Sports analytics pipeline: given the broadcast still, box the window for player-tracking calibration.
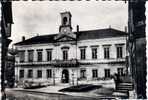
[28,50,34,62]
[80,69,86,79]
[92,48,97,59]
[37,70,42,78]
[104,47,110,59]
[92,69,98,78]
[19,69,24,78]
[47,50,52,61]
[47,69,52,78]
[104,69,110,78]
[19,51,25,62]
[80,48,86,60]
[37,50,42,62]
[63,50,68,60]
[28,69,33,78]
[117,46,123,58]
[117,68,124,76]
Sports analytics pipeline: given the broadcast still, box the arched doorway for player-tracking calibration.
[61,69,69,83]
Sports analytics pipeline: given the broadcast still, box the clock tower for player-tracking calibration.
[59,12,72,34]
[55,11,76,40]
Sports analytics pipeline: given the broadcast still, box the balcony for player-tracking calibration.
[16,58,125,67]
[16,59,79,67]
[16,61,55,66]
[78,58,126,64]
[53,59,78,67]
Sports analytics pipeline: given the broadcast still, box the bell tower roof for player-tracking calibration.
[60,11,72,17]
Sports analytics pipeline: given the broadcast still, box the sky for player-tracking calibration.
[10,1,128,46]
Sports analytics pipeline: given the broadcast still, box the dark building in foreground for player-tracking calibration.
[0,1,13,99]
[128,1,146,98]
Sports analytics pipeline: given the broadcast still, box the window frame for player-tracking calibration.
[92,48,98,59]
[37,50,43,62]
[103,46,110,59]
[46,69,52,78]
[80,48,86,60]
[28,69,33,78]
[116,46,123,59]
[62,50,68,60]
[80,69,86,79]
[46,50,52,61]
[19,51,25,62]
[19,69,24,78]
[104,69,110,78]
[37,70,42,78]
[92,69,98,78]
[28,50,34,62]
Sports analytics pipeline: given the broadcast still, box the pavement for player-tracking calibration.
[6,84,103,98]
[6,84,127,99]
[5,79,134,99]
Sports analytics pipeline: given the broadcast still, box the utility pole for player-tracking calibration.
[53,69,55,85]
[72,70,74,86]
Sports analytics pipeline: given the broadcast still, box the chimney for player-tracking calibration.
[109,25,111,29]
[76,25,79,33]
[125,26,127,33]
[22,36,25,41]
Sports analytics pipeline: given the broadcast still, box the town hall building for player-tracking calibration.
[14,12,127,85]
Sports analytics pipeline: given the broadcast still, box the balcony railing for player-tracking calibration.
[16,61,55,66]
[16,59,79,67]
[16,58,125,66]
[53,59,78,67]
[78,58,126,64]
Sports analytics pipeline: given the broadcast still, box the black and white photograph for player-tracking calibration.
[0,0,146,99]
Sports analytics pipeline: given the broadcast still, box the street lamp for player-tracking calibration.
[72,73,74,86]
[53,69,55,85]
[72,69,74,86]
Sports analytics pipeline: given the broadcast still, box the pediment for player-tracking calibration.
[55,34,76,42]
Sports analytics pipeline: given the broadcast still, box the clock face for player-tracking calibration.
[60,27,71,34]
[64,28,67,32]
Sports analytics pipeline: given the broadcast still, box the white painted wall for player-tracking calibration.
[15,36,127,82]
[15,36,126,63]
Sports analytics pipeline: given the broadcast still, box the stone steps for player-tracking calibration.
[116,82,133,94]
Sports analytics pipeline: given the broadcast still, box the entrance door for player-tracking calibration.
[61,69,69,83]
[117,68,123,76]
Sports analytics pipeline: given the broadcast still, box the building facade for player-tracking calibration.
[14,12,127,85]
